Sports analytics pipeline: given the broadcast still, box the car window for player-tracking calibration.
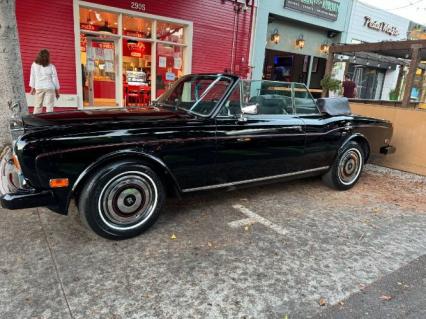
[158,75,233,116]
[293,83,320,115]
[218,84,242,117]
[241,80,294,115]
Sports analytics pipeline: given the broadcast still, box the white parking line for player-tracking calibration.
[232,204,288,236]
[227,217,257,229]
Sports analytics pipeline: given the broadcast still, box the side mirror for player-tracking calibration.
[241,104,258,115]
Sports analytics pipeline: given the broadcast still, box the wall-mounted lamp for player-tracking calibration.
[296,34,305,49]
[320,42,330,54]
[271,29,280,44]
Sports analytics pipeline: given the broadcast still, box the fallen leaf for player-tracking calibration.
[379,295,392,301]
[170,233,177,240]
[244,226,249,231]
[339,301,345,306]
[207,242,212,247]
[319,297,327,306]
[282,315,288,319]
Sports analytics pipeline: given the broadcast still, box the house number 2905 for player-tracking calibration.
[130,1,146,11]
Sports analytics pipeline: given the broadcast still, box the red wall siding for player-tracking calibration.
[16,1,76,94]
[16,0,253,95]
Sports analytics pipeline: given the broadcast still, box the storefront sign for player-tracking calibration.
[284,0,340,21]
[130,1,146,11]
[363,16,400,36]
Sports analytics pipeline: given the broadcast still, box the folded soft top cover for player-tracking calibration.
[316,97,351,116]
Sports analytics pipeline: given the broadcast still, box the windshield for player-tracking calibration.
[157,75,233,116]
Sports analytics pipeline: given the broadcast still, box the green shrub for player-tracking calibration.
[320,75,341,94]
[389,88,400,101]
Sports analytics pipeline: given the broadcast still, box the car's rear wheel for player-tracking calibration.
[322,141,364,190]
[78,161,165,239]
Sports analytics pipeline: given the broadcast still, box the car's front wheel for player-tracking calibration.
[322,141,365,190]
[78,161,165,239]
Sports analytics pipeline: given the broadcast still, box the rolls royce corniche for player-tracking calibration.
[1,74,395,239]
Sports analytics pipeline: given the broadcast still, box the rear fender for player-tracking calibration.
[339,133,371,162]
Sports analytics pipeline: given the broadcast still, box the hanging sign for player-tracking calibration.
[284,0,340,21]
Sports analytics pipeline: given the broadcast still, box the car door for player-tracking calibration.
[213,80,306,184]
[293,83,347,169]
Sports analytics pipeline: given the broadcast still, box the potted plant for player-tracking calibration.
[320,75,341,97]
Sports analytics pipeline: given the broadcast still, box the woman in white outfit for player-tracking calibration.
[29,49,60,114]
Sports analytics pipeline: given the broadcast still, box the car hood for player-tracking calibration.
[21,107,193,131]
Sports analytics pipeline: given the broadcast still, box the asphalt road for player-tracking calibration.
[0,164,425,319]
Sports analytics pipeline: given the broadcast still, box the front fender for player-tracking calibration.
[67,149,181,211]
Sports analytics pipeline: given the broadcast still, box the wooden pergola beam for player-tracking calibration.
[329,40,426,54]
[402,45,423,106]
[322,51,335,97]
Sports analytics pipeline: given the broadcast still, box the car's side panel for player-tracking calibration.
[300,114,393,169]
[24,119,218,214]
[299,115,350,169]
[213,115,306,184]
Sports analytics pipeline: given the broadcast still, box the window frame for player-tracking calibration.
[74,0,193,109]
[292,82,321,116]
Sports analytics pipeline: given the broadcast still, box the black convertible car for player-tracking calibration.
[1,74,395,239]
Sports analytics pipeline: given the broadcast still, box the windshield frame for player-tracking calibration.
[156,74,237,118]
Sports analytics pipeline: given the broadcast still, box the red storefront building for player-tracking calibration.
[16,0,255,111]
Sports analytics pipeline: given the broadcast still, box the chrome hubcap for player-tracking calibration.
[98,172,158,230]
[338,148,363,185]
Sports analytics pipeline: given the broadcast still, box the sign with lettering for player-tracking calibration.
[284,0,340,21]
[363,16,400,37]
[130,1,146,11]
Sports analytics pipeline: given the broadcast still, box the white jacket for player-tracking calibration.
[29,62,60,90]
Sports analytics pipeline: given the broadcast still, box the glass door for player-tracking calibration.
[82,36,119,107]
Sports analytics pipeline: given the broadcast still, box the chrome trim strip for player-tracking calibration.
[182,166,330,193]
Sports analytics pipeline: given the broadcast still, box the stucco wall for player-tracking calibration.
[351,103,426,176]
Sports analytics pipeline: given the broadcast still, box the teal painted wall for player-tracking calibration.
[250,0,354,80]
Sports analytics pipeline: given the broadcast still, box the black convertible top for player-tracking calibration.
[316,97,351,116]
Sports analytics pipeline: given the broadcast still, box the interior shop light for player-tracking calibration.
[95,12,102,21]
[296,34,305,49]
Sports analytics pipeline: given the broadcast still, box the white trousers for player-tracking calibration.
[34,89,55,114]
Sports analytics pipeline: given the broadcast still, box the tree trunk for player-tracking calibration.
[0,0,28,149]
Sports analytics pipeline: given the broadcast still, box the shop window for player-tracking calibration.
[156,44,184,97]
[80,34,117,107]
[79,7,118,34]
[156,21,184,43]
[123,15,152,39]
[78,5,190,108]
[123,39,152,107]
